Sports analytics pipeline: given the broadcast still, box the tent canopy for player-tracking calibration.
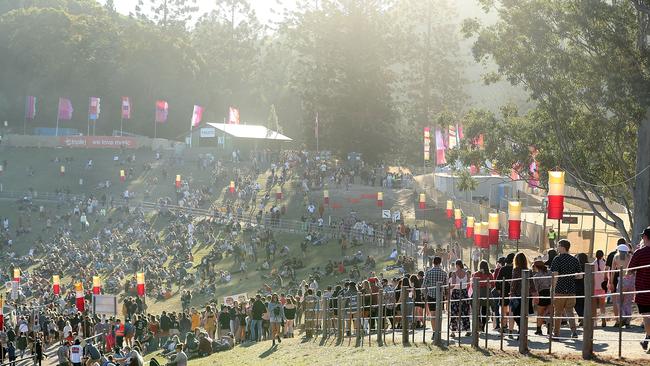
[206,123,292,141]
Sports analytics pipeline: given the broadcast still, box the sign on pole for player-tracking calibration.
[92,295,118,316]
[382,210,391,219]
[392,211,401,222]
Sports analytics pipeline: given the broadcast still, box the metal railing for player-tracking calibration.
[300,262,650,360]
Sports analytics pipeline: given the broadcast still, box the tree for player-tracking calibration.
[134,0,199,30]
[458,0,648,240]
[285,0,399,160]
[192,0,263,121]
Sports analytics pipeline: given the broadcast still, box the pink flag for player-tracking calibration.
[121,97,131,119]
[228,106,240,124]
[88,97,101,120]
[191,105,204,128]
[57,98,73,120]
[435,128,447,165]
[25,96,37,120]
[155,100,168,123]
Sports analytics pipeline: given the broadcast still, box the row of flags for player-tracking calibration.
[23,96,241,127]
[424,124,465,165]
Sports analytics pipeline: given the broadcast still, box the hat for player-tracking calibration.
[641,226,650,238]
[617,244,629,252]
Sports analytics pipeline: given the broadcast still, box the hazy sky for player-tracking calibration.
[98,0,296,24]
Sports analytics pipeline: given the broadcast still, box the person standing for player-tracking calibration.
[251,295,266,342]
[422,256,448,340]
[610,243,633,327]
[629,226,650,352]
[472,260,494,333]
[550,239,582,339]
[449,260,471,337]
[267,294,286,346]
[592,250,608,328]
[547,228,557,249]
[69,339,83,366]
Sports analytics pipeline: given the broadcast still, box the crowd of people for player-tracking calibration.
[2,145,650,366]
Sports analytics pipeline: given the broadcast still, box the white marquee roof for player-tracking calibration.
[206,123,292,141]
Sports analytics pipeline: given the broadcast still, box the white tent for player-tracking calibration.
[206,123,292,141]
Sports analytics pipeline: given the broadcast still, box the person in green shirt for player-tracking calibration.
[547,228,557,248]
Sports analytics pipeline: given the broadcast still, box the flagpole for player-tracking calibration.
[55,114,59,137]
[120,116,124,137]
[154,118,157,139]
[315,112,319,153]
[23,115,26,136]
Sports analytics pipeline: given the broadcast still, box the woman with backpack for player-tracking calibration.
[267,294,286,346]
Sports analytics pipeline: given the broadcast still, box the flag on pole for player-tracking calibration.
[155,100,168,123]
[191,105,204,128]
[435,128,447,165]
[121,97,131,119]
[315,112,319,141]
[58,98,73,120]
[228,106,240,124]
[88,97,101,120]
[25,96,37,120]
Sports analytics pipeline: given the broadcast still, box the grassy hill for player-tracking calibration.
[0,146,454,313]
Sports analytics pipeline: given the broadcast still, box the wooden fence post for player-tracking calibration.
[519,269,529,354]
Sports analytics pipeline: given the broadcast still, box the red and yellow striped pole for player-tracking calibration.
[323,190,329,205]
[446,200,453,219]
[488,213,499,246]
[75,282,85,312]
[466,216,475,239]
[137,272,145,296]
[175,174,182,189]
[508,201,522,240]
[13,268,20,283]
[92,276,101,295]
[419,193,426,209]
[0,296,4,330]
[454,209,462,229]
[52,275,61,295]
[120,169,126,183]
[229,180,235,194]
[377,192,383,207]
[547,171,565,219]
[480,222,490,248]
[473,221,481,247]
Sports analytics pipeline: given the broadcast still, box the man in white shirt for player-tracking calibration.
[69,339,83,366]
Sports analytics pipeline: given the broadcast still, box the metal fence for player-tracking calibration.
[301,262,650,360]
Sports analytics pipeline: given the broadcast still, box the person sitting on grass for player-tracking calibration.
[163,344,186,366]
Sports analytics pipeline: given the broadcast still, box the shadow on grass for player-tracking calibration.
[258,344,278,358]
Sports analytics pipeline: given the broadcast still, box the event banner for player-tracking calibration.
[58,136,138,148]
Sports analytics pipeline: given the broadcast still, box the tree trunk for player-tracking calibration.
[633,113,650,244]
